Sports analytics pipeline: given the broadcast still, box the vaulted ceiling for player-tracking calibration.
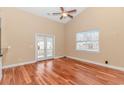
[17,7,86,24]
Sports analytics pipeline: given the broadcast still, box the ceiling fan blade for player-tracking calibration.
[67,9,77,13]
[68,14,73,19]
[60,7,64,12]
[60,16,63,20]
[52,13,61,15]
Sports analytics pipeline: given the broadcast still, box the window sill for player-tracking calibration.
[76,49,100,53]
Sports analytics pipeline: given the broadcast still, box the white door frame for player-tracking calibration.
[35,33,55,61]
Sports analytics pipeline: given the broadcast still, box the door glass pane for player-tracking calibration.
[47,49,53,57]
[37,37,45,59]
[46,37,53,49]
[46,37,53,57]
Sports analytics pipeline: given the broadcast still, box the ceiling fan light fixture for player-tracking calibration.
[48,7,77,20]
[62,12,68,17]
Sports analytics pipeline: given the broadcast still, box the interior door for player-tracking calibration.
[36,34,54,61]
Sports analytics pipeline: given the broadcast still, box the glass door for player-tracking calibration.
[36,34,54,61]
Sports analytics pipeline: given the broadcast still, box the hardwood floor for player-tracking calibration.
[0,57,124,85]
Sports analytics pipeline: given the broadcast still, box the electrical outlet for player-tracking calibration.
[105,60,108,64]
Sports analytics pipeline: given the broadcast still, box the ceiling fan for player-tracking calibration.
[49,7,77,20]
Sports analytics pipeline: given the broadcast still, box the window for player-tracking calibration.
[76,29,99,52]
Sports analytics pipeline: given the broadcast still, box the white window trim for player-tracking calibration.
[76,29,100,53]
[76,48,100,53]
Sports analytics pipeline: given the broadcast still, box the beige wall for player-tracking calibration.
[1,7,124,68]
[0,8,65,66]
[65,8,124,67]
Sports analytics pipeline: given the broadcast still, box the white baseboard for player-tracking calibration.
[67,56,124,71]
[2,56,64,69]
[2,60,36,69]
[3,56,123,72]
[54,56,64,59]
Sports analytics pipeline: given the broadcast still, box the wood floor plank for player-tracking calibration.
[0,57,124,85]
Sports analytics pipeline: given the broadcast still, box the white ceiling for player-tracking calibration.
[17,7,86,24]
